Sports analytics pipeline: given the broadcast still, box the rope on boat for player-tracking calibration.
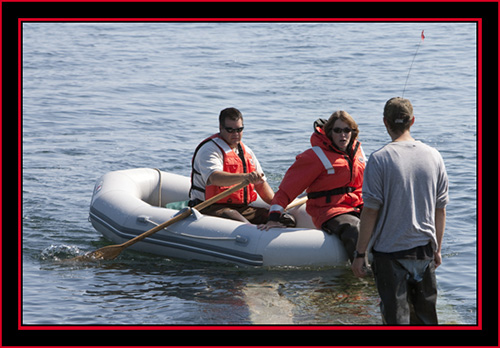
[141,216,247,243]
[153,168,162,207]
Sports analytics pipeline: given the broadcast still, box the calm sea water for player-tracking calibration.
[22,22,477,325]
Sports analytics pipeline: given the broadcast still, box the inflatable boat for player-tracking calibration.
[88,168,348,267]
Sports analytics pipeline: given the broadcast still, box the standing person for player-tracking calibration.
[258,111,366,262]
[189,107,275,224]
[351,97,449,325]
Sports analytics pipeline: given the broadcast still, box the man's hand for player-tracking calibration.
[351,257,367,278]
[434,251,442,268]
[246,171,264,185]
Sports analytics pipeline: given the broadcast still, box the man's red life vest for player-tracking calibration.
[191,134,257,205]
[271,125,365,228]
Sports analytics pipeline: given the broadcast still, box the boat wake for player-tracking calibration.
[40,244,85,261]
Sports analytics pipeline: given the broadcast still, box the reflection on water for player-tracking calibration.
[33,249,380,325]
[243,269,382,325]
[30,246,466,325]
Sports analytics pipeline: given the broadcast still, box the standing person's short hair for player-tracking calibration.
[383,97,414,133]
[219,107,243,126]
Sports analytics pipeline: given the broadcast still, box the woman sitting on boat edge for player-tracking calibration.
[258,111,366,263]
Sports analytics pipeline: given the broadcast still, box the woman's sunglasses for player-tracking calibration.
[332,127,352,134]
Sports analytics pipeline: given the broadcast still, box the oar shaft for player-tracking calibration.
[121,209,193,248]
[193,179,250,211]
[67,178,253,262]
[285,196,308,210]
[121,179,250,249]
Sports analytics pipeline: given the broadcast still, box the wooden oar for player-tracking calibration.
[71,179,250,262]
[284,196,308,211]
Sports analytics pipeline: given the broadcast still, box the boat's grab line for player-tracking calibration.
[88,208,264,266]
[139,215,249,244]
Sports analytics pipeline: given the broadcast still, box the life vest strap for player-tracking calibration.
[191,184,205,194]
[312,146,335,174]
[307,186,356,203]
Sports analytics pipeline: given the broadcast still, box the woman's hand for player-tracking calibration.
[257,221,283,231]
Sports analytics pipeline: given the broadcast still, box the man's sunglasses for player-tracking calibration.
[224,126,244,133]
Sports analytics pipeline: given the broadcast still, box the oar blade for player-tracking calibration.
[68,179,251,263]
[68,244,124,262]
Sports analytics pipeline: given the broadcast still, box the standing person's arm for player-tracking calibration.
[351,207,378,278]
[434,207,446,268]
[434,151,449,269]
[352,150,383,278]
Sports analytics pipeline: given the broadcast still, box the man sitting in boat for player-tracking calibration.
[258,111,365,262]
[189,107,285,225]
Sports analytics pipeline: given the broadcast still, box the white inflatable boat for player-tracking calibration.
[88,168,348,267]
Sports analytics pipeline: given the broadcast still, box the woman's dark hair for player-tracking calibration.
[323,110,360,141]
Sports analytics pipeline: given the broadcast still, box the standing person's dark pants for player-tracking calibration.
[372,246,438,325]
[322,213,360,262]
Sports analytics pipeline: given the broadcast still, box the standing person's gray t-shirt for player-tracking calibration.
[362,140,449,253]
